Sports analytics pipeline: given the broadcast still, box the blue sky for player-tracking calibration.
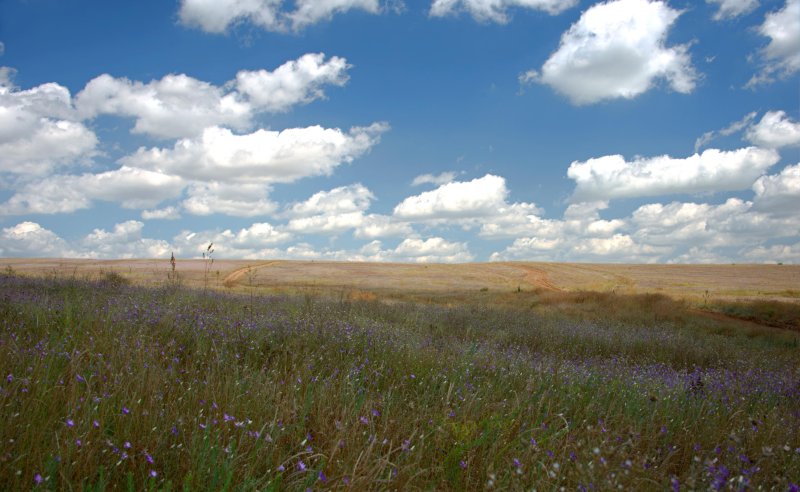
[0,0,798,263]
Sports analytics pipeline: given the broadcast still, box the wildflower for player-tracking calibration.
[123,442,131,449]
[171,426,178,436]
[76,374,85,383]
[75,439,82,447]
[65,419,74,427]
[122,407,130,415]
[318,471,327,483]
[371,408,380,417]
[402,439,411,451]
[670,476,680,492]
[359,415,369,425]
[145,452,154,464]
[149,470,157,478]
[34,473,43,485]
[277,465,285,472]
[343,476,350,485]
[459,460,467,470]
[223,413,234,422]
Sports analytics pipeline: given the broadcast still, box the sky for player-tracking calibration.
[0,0,798,263]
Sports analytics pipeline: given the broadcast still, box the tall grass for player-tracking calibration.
[0,273,798,490]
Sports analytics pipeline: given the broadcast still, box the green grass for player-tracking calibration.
[0,273,798,490]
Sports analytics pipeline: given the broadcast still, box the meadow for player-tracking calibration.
[0,264,799,490]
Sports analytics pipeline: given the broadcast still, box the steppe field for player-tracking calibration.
[1,259,798,490]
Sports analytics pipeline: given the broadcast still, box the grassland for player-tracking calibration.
[0,261,799,490]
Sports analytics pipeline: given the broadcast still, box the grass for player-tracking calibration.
[0,272,798,490]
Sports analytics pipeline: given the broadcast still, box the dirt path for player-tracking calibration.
[222,262,277,288]
[517,265,563,291]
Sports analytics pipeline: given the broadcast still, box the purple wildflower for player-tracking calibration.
[359,415,369,425]
[297,460,306,472]
[277,465,285,472]
[371,408,380,417]
[150,470,157,478]
[459,460,467,470]
[123,441,131,449]
[65,419,74,427]
[93,420,100,428]
[6,374,12,383]
[318,471,327,483]
[145,452,154,464]
[34,473,43,485]
[122,407,130,415]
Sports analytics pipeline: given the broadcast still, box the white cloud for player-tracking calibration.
[75,53,350,139]
[76,73,250,140]
[694,111,757,152]
[281,184,413,238]
[394,174,509,220]
[745,110,800,148]
[182,182,277,217]
[354,214,415,238]
[392,237,474,263]
[752,163,800,215]
[0,79,97,175]
[288,0,383,30]
[284,183,374,217]
[82,221,172,259]
[0,222,73,257]
[141,206,182,220]
[747,0,800,86]
[234,53,350,112]
[178,0,386,33]
[523,0,697,105]
[411,171,458,186]
[742,242,800,263]
[429,0,576,22]
[171,222,291,259]
[706,0,759,20]
[178,0,284,33]
[567,147,780,201]
[1,166,185,215]
[287,211,367,233]
[121,123,387,184]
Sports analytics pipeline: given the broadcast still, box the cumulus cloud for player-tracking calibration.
[281,184,413,238]
[394,174,509,220]
[121,123,387,184]
[284,183,374,217]
[76,53,350,139]
[522,0,697,105]
[567,147,780,201]
[747,0,800,86]
[178,0,385,33]
[1,167,185,215]
[82,221,172,259]
[0,222,73,257]
[0,79,97,175]
[141,207,182,220]
[234,53,350,112]
[745,110,800,148]
[429,0,576,22]
[706,0,759,20]
[742,242,800,263]
[411,171,458,186]
[752,163,800,215]
[182,182,277,217]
